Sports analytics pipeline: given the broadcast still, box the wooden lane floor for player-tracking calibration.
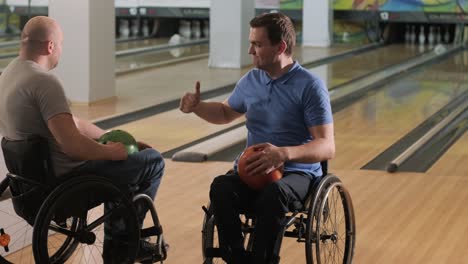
[115,37,170,51]
[116,43,210,73]
[322,44,425,88]
[330,53,468,171]
[428,132,468,177]
[150,160,468,263]
[71,44,359,121]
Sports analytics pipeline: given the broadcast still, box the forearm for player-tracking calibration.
[193,101,237,124]
[282,138,335,164]
[62,133,115,161]
[73,116,105,139]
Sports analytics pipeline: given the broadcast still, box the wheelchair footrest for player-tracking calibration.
[141,226,162,238]
[204,247,224,258]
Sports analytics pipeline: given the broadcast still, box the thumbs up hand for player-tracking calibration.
[180,81,201,113]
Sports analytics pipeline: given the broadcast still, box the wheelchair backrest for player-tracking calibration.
[1,136,56,225]
[1,136,55,190]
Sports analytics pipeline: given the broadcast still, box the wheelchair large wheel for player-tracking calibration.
[201,203,254,264]
[306,175,356,264]
[202,203,224,264]
[0,195,35,263]
[32,176,140,264]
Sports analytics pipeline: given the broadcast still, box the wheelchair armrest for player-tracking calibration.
[7,172,52,192]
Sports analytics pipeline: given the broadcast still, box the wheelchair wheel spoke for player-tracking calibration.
[311,176,355,264]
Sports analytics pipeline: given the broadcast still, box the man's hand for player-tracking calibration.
[180,81,201,113]
[244,143,287,176]
[104,142,128,160]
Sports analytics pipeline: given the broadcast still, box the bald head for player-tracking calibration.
[20,16,63,69]
[21,16,61,44]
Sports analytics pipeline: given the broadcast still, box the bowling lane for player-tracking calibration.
[91,45,367,151]
[103,45,431,158]
[0,37,193,70]
[115,37,170,51]
[292,43,361,63]
[72,44,360,121]
[316,44,425,89]
[331,51,468,170]
[427,131,468,177]
[115,42,210,73]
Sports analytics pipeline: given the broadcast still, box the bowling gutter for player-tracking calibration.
[364,91,468,173]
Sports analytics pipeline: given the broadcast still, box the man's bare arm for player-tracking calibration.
[48,113,127,161]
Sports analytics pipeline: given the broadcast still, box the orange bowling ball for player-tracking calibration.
[238,146,283,190]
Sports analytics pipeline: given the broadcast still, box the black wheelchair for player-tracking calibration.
[201,161,356,264]
[0,136,167,263]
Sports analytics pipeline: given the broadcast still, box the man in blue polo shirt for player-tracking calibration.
[180,13,334,264]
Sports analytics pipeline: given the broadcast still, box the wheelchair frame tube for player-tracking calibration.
[133,193,165,258]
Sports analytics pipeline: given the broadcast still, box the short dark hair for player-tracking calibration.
[249,13,296,56]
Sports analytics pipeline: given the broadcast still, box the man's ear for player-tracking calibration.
[277,40,287,55]
[46,40,54,55]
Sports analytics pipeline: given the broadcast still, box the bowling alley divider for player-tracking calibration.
[386,93,468,173]
[171,44,464,163]
[172,126,247,162]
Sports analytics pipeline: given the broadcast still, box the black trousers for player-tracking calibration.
[210,171,320,264]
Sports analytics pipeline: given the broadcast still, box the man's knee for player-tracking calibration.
[209,175,233,202]
[255,182,288,215]
[147,149,165,173]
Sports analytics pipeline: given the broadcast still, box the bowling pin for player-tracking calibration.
[410,25,416,44]
[404,24,410,43]
[142,19,149,37]
[436,26,442,44]
[418,25,425,45]
[120,19,130,39]
[428,26,435,47]
[444,26,450,43]
[192,20,201,39]
[203,20,210,38]
[152,19,160,36]
[131,19,139,37]
[179,20,191,39]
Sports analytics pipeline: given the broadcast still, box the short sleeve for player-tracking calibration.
[227,75,248,113]
[302,78,333,127]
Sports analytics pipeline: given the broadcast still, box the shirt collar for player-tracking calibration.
[262,61,300,85]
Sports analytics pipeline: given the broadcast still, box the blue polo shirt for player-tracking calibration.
[228,61,333,176]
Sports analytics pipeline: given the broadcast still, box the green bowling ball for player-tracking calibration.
[98,129,139,154]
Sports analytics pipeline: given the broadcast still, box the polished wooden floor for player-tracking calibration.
[155,161,468,264]
[1,44,467,263]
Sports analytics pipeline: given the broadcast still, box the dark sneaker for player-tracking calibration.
[136,239,169,263]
